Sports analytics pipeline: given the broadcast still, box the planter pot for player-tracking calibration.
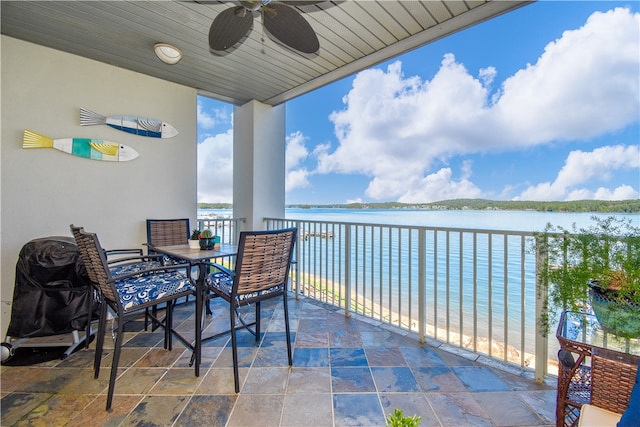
[589,281,640,339]
[188,239,200,249]
[199,237,214,250]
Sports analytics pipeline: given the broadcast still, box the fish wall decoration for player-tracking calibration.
[80,108,178,138]
[23,130,139,162]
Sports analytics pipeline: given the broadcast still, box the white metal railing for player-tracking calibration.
[265,217,553,382]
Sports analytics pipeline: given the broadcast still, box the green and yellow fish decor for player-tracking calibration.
[80,108,178,138]
[22,130,139,162]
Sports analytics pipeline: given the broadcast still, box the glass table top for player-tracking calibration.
[557,311,640,355]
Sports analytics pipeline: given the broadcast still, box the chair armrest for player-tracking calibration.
[104,248,159,264]
[200,261,235,277]
[108,262,194,283]
[105,248,143,257]
[107,254,163,265]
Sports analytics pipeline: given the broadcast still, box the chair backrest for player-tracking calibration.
[233,227,297,296]
[70,225,118,305]
[146,218,190,246]
[590,347,640,414]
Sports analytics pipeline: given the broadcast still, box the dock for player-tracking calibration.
[301,231,334,240]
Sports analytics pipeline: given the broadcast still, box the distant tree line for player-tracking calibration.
[282,199,640,213]
[198,203,233,209]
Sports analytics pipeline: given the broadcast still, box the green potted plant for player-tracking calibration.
[199,229,214,250]
[386,409,421,427]
[536,216,640,338]
[189,229,201,249]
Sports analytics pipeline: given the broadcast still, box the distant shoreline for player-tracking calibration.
[199,198,640,213]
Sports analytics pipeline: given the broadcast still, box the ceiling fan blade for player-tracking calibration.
[209,6,253,51]
[263,3,319,54]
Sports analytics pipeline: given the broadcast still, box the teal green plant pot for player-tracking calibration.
[589,284,640,339]
[199,237,214,250]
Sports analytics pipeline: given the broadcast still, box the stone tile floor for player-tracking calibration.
[1,295,557,426]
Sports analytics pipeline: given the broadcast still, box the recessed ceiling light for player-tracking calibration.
[154,43,182,65]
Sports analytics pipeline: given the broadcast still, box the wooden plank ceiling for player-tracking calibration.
[1,1,531,106]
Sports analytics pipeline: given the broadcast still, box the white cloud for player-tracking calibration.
[285,131,312,191]
[479,66,497,88]
[566,185,639,201]
[197,101,229,130]
[494,7,640,144]
[316,7,639,202]
[286,169,311,192]
[286,131,309,169]
[197,129,315,201]
[518,145,640,200]
[394,167,483,203]
[197,128,233,203]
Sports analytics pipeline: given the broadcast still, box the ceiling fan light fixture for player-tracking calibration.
[154,43,182,64]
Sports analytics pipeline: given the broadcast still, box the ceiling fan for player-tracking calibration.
[208,1,325,55]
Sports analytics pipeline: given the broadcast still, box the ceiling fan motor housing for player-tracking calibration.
[240,1,271,12]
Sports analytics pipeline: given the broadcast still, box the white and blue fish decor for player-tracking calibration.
[23,130,139,162]
[80,108,178,138]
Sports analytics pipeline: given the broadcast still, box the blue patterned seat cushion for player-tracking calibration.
[114,269,193,310]
[207,271,234,295]
[207,271,283,300]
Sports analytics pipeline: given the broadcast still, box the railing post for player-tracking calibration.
[294,220,301,299]
[345,225,352,318]
[234,217,245,243]
[418,229,426,342]
[535,234,549,383]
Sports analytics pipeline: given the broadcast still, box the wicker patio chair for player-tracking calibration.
[81,247,162,347]
[557,349,592,426]
[70,225,196,411]
[145,218,192,326]
[205,227,297,392]
[146,218,191,250]
[590,347,639,414]
[577,347,640,426]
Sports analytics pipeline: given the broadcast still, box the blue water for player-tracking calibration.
[200,207,637,231]
[198,208,640,231]
[199,208,637,355]
[283,208,638,232]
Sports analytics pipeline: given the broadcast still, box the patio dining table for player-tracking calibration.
[146,243,237,376]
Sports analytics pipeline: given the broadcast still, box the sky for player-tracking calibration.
[196,1,640,205]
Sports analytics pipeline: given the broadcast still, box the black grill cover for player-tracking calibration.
[6,236,94,337]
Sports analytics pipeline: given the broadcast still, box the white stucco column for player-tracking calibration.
[233,100,286,231]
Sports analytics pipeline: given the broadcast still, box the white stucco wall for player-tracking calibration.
[0,36,198,336]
